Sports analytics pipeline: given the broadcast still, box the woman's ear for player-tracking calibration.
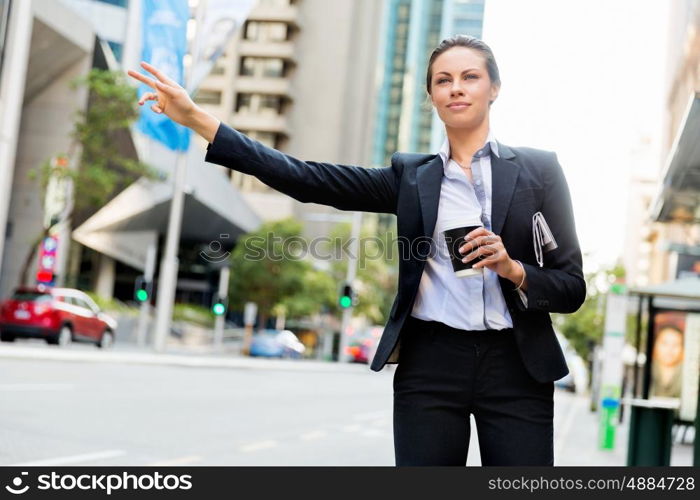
[490,84,500,105]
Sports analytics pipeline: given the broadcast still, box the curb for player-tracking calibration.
[0,344,382,374]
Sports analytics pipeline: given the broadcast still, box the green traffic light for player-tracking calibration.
[136,289,148,302]
[339,296,352,308]
[212,303,226,316]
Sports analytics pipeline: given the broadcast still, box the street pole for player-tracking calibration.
[152,153,186,352]
[151,0,205,352]
[136,241,157,347]
[213,266,230,350]
[337,211,362,363]
[0,0,32,281]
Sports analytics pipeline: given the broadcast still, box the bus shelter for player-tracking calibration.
[626,277,700,465]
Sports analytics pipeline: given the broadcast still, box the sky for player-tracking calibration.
[481,0,672,273]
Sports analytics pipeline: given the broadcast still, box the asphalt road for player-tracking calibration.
[1,340,691,466]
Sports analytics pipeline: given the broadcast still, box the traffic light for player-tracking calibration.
[212,294,228,316]
[339,283,355,309]
[134,276,152,303]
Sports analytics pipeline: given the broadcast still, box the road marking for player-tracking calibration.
[239,440,277,453]
[146,455,203,466]
[10,449,126,466]
[0,383,75,392]
[300,430,327,441]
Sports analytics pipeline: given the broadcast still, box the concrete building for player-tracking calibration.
[648,0,700,283]
[0,0,260,305]
[191,0,385,242]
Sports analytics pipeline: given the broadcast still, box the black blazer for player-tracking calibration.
[205,123,586,383]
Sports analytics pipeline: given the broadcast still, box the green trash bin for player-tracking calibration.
[626,397,680,466]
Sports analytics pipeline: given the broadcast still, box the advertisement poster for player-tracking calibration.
[650,311,699,421]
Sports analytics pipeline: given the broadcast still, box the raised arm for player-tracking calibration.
[128,61,401,214]
[205,121,400,213]
[513,152,586,314]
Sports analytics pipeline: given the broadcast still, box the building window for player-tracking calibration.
[240,57,286,78]
[240,57,256,76]
[194,89,222,105]
[244,21,289,42]
[235,93,253,113]
[259,94,283,114]
[261,58,284,78]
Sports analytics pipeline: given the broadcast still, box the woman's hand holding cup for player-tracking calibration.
[459,227,518,280]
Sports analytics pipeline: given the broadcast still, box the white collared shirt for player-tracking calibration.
[410,130,521,331]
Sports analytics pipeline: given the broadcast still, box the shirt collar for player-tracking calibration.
[438,130,500,168]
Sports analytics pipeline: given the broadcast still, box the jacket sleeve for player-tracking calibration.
[513,152,586,314]
[204,122,401,214]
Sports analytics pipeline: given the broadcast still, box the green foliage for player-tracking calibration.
[553,258,626,361]
[173,303,215,328]
[29,68,159,228]
[227,218,337,323]
[327,219,398,323]
[84,291,137,316]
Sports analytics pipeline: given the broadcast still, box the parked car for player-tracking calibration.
[554,331,589,394]
[249,329,305,359]
[0,285,117,348]
[346,325,383,364]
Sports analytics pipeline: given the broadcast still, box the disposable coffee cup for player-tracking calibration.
[442,220,485,278]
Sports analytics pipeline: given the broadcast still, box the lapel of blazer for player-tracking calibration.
[415,141,520,239]
[415,155,444,239]
[490,142,519,235]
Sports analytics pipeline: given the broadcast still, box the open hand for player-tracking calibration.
[127,61,197,127]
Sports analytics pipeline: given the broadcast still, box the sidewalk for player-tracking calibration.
[0,338,374,374]
[553,389,695,466]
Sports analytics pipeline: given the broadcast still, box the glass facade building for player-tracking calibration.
[372,0,486,166]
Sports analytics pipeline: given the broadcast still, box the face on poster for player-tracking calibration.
[650,311,685,399]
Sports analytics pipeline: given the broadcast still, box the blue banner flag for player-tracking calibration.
[136,0,191,152]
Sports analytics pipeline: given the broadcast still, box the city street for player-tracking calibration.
[4,340,692,467]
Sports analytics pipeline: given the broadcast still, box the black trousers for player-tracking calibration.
[393,316,555,466]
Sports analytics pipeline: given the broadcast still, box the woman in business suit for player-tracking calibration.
[129,35,585,466]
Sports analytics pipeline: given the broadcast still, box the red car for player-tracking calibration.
[0,285,117,348]
[345,326,382,364]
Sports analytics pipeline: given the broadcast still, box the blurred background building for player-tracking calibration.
[644,0,700,285]
[0,0,261,306]
[0,0,493,312]
[5,0,698,324]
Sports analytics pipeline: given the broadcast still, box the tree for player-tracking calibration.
[553,258,626,361]
[227,218,336,328]
[23,68,158,286]
[327,218,399,324]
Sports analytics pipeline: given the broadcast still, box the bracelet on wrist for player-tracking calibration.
[513,259,526,291]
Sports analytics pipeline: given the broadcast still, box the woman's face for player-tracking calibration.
[653,327,684,367]
[428,47,499,130]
